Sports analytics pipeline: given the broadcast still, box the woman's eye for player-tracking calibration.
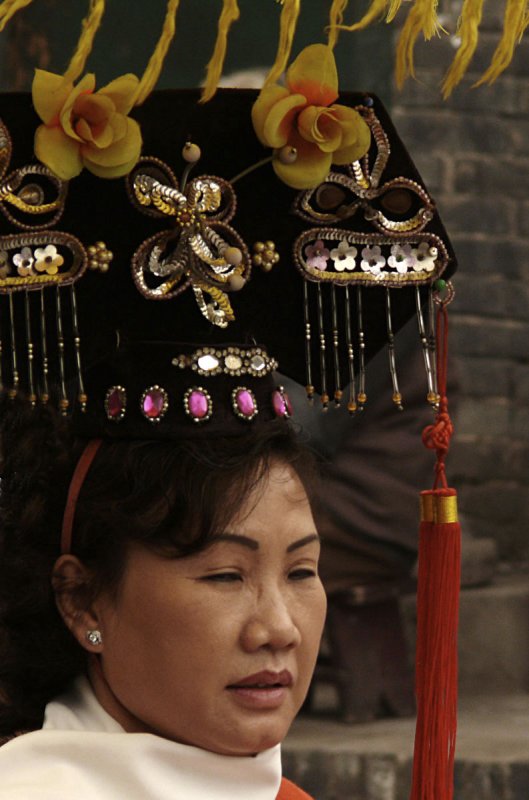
[289,568,317,581]
[201,572,243,583]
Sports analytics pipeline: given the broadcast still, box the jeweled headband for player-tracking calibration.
[59,340,294,555]
[73,341,292,439]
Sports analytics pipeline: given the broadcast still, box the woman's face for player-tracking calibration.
[94,461,326,756]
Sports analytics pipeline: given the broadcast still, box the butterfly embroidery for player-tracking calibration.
[129,157,250,328]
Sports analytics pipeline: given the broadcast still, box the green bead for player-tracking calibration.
[435,279,447,292]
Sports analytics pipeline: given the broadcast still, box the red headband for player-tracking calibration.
[60,439,103,555]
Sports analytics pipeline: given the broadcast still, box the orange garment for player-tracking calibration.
[277,777,314,799]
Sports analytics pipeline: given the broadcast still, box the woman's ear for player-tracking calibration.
[52,555,103,653]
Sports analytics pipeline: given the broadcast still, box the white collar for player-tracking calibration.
[43,675,125,733]
[0,676,282,800]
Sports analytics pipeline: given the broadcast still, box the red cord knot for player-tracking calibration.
[422,409,454,456]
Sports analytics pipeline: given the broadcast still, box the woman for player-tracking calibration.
[0,396,326,799]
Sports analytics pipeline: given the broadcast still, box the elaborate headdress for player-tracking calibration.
[0,3,522,798]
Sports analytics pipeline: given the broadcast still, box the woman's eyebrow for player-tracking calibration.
[211,532,320,552]
[286,533,320,553]
[212,533,259,550]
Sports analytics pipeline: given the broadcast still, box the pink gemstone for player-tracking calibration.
[143,388,166,418]
[272,389,292,418]
[107,387,125,419]
[236,389,256,417]
[189,389,209,419]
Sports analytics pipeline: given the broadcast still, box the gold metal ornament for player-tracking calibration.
[0,118,67,231]
[252,241,280,272]
[87,241,114,273]
[128,149,251,329]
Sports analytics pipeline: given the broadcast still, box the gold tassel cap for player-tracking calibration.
[420,491,459,525]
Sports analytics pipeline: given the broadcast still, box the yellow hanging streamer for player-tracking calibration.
[63,0,106,85]
[134,0,181,106]
[265,0,301,86]
[441,0,484,98]
[327,0,350,49]
[0,0,33,32]
[474,0,528,86]
[327,0,392,34]
[395,0,442,88]
[386,0,403,22]
[200,0,240,103]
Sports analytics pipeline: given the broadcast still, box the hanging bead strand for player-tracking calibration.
[39,288,49,404]
[303,280,314,403]
[7,292,18,398]
[415,285,438,407]
[316,283,328,409]
[428,283,439,402]
[386,288,403,410]
[331,283,342,406]
[0,297,4,393]
[70,284,87,411]
[55,286,69,415]
[24,290,36,407]
[356,286,367,409]
[344,284,357,414]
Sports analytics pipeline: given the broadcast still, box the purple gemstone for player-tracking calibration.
[106,387,126,419]
[272,389,293,418]
[143,388,166,419]
[236,389,256,418]
[189,389,209,419]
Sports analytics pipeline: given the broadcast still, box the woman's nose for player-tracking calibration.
[240,590,302,652]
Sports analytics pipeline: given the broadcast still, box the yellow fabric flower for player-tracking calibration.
[32,70,142,180]
[252,44,371,190]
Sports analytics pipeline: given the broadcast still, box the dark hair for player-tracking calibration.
[0,396,315,736]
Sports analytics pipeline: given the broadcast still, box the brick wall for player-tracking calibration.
[392,1,529,560]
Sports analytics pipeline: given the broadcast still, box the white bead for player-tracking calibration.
[227,273,246,291]
[182,142,201,163]
[278,145,297,164]
[223,246,243,266]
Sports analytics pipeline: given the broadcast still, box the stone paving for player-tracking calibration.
[283,575,529,799]
[284,694,529,799]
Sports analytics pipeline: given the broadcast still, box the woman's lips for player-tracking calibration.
[229,669,293,687]
[226,670,293,709]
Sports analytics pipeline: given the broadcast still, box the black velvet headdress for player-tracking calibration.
[0,87,455,439]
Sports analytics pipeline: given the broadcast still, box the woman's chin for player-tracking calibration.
[199,717,294,758]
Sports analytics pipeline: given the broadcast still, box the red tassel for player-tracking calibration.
[411,490,461,800]
[410,298,461,800]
